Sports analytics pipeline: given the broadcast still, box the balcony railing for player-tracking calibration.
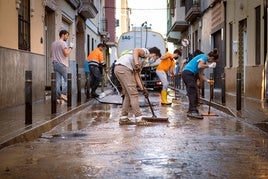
[185,0,201,22]
[78,0,98,19]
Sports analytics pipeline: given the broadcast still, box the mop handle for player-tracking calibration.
[137,73,157,117]
[106,73,120,95]
[208,74,214,114]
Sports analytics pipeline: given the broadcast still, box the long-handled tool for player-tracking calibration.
[106,73,120,95]
[137,73,169,122]
[95,72,123,104]
[172,76,182,104]
[201,74,218,116]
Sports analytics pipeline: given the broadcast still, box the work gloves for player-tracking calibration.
[142,88,149,98]
[134,64,141,72]
[208,62,216,68]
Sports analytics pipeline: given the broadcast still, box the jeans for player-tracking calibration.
[182,70,198,113]
[53,62,67,100]
[175,75,181,89]
[89,65,102,94]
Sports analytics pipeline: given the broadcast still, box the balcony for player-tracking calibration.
[66,0,80,9]
[166,0,189,43]
[78,1,98,19]
[185,0,201,23]
[167,21,189,43]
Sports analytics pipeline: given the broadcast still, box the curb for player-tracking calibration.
[172,87,237,117]
[0,88,115,150]
[199,98,236,117]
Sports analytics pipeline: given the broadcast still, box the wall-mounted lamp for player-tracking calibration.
[30,0,35,17]
[16,0,21,9]
[239,2,244,10]
[30,8,35,17]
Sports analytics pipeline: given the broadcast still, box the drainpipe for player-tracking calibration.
[264,0,268,102]
[264,0,267,63]
[223,0,227,67]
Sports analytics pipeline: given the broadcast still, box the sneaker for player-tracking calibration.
[135,116,152,126]
[187,111,204,119]
[61,94,68,102]
[119,116,135,125]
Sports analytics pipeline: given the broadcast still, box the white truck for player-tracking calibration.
[117,30,166,58]
[116,30,166,90]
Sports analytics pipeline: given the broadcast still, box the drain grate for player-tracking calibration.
[52,132,88,139]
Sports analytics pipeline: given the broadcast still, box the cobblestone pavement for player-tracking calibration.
[0,92,268,178]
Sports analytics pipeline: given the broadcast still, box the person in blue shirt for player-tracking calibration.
[182,48,219,119]
[179,49,204,105]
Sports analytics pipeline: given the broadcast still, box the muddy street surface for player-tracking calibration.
[1,92,268,178]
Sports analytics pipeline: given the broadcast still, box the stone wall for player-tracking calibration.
[0,47,45,109]
[0,47,80,110]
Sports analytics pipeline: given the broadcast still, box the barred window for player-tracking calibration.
[255,6,261,65]
[229,22,233,67]
[18,0,30,51]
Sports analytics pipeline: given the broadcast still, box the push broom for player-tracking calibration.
[137,73,169,122]
[201,74,218,116]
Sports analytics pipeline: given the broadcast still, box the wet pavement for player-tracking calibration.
[0,91,268,178]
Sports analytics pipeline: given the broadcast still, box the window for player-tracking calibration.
[181,0,185,7]
[255,6,261,65]
[229,23,233,67]
[18,0,30,51]
[194,30,198,51]
[91,38,94,51]
[87,35,90,56]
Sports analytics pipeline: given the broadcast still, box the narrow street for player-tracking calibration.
[0,91,268,178]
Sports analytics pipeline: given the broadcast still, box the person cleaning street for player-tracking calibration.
[87,43,106,98]
[156,49,182,105]
[179,49,204,106]
[182,48,219,119]
[114,47,161,125]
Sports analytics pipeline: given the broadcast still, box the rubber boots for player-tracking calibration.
[161,90,171,105]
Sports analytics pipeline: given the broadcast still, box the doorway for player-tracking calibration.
[212,30,224,88]
[44,7,55,88]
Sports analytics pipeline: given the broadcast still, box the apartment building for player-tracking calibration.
[0,0,109,110]
[167,0,268,100]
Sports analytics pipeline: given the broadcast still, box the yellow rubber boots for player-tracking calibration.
[161,90,171,105]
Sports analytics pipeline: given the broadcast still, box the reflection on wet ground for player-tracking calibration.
[0,94,268,178]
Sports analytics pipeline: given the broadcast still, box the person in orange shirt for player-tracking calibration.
[156,49,181,105]
[87,43,106,98]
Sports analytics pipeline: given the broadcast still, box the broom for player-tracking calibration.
[201,74,218,116]
[137,73,169,122]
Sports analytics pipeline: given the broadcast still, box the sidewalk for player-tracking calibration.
[0,87,113,149]
[170,85,268,133]
[198,89,268,133]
